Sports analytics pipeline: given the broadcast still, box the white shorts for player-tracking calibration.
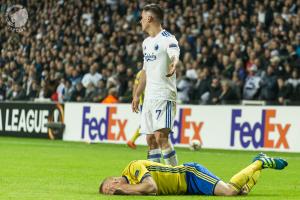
[140,99,176,134]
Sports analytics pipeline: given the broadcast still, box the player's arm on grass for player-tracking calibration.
[114,176,157,195]
[132,69,146,113]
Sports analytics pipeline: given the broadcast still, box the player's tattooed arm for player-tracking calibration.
[166,56,179,77]
[132,69,146,113]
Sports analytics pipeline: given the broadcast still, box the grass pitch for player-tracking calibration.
[0,137,300,200]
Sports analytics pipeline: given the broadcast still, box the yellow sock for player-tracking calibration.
[243,170,261,194]
[130,128,141,143]
[229,161,262,192]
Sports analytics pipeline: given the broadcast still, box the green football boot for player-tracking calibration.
[253,153,288,170]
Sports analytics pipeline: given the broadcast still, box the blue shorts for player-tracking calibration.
[184,162,220,195]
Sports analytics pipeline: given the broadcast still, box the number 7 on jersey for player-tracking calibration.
[155,109,162,120]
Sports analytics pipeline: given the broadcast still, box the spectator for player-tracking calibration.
[260,65,278,103]
[0,78,6,101]
[219,80,240,104]
[208,77,222,105]
[286,69,300,90]
[69,69,82,87]
[38,80,47,99]
[277,77,292,105]
[177,71,193,104]
[102,87,118,104]
[27,80,40,100]
[243,64,261,100]
[231,72,243,99]
[287,69,300,102]
[233,59,246,82]
[24,69,36,97]
[115,64,128,97]
[119,80,134,103]
[191,67,211,104]
[56,77,66,103]
[7,82,26,101]
[222,55,234,79]
[71,82,85,102]
[63,79,74,102]
[92,79,108,102]
[84,82,96,102]
[81,63,103,88]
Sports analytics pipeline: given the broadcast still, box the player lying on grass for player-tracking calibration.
[99,153,287,196]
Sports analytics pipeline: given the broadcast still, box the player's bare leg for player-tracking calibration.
[146,134,161,163]
[155,128,178,166]
[214,181,238,196]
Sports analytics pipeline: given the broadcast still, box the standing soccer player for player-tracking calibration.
[132,4,180,166]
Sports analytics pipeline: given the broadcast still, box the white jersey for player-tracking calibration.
[142,29,180,101]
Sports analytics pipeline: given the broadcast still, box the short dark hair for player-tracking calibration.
[142,4,164,23]
[99,177,111,194]
[99,179,106,194]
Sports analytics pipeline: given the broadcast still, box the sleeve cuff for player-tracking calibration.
[122,175,129,184]
[139,172,151,183]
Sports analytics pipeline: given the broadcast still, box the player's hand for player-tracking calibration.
[107,186,117,195]
[131,96,140,113]
[166,58,179,77]
[107,181,122,195]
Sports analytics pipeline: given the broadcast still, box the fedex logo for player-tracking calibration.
[170,108,204,145]
[230,109,290,149]
[81,106,127,141]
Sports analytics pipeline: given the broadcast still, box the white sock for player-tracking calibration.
[162,147,178,166]
[147,149,161,163]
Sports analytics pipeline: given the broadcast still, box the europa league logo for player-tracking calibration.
[5,4,28,32]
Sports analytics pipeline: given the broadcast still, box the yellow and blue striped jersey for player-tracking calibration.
[134,71,144,105]
[121,160,220,195]
[121,160,187,195]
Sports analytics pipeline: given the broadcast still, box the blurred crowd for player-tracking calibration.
[0,0,300,105]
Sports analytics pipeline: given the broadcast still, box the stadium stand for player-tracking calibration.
[0,0,299,105]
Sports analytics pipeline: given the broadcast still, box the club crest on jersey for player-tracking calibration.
[144,53,156,61]
[154,44,159,51]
